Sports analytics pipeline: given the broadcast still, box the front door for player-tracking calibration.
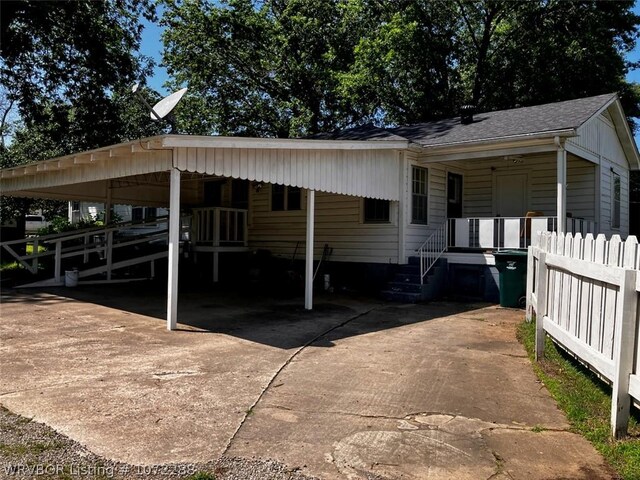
[495,173,527,217]
[447,173,463,218]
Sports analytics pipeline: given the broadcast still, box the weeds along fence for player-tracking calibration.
[526,232,640,438]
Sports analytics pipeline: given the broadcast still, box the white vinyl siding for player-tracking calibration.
[249,188,399,264]
[448,154,596,220]
[567,112,632,236]
[600,160,629,236]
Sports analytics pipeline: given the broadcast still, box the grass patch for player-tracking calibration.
[188,473,216,480]
[0,243,47,271]
[517,320,640,479]
[0,440,65,456]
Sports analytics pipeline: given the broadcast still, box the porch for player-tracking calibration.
[447,215,597,250]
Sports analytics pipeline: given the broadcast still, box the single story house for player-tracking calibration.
[1,93,638,328]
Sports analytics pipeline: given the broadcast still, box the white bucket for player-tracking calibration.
[64,270,79,287]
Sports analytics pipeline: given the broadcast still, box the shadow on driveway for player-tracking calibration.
[4,283,487,349]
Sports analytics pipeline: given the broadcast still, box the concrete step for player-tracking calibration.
[380,290,423,303]
[381,258,448,303]
[387,282,425,294]
[397,264,421,274]
[391,273,422,284]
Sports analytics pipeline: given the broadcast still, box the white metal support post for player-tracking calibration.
[167,167,181,330]
[555,137,567,234]
[213,208,221,283]
[305,189,315,310]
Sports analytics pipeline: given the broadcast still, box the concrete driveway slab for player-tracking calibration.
[0,286,614,479]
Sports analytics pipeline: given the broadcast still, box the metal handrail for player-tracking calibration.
[415,221,448,284]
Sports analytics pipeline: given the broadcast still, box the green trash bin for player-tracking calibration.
[494,250,528,308]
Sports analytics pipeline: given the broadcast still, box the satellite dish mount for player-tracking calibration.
[132,83,188,134]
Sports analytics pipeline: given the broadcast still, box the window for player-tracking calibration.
[132,207,144,222]
[612,172,621,229]
[71,201,80,211]
[364,199,390,223]
[412,166,429,224]
[271,185,302,211]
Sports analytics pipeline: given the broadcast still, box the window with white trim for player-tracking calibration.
[271,185,301,211]
[411,166,429,224]
[612,171,621,229]
[363,198,390,223]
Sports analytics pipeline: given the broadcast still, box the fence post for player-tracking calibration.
[611,268,639,438]
[535,251,548,360]
[106,231,113,281]
[83,234,89,263]
[32,239,39,272]
[526,246,535,322]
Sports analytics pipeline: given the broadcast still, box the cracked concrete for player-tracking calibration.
[0,286,614,479]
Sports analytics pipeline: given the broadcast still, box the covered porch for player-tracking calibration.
[431,146,600,251]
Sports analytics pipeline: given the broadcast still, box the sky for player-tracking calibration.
[140,8,169,96]
[139,2,640,142]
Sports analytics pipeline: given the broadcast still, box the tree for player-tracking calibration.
[1,0,156,145]
[334,1,462,125]
[162,0,367,137]
[0,0,164,224]
[161,0,640,134]
[454,0,640,120]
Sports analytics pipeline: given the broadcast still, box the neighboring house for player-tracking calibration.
[68,202,168,224]
[1,93,638,321]
[24,213,49,234]
[68,201,169,236]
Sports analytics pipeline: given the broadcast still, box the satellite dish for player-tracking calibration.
[131,83,188,132]
[149,87,188,120]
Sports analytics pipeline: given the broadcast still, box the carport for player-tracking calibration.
[0,134,407,330]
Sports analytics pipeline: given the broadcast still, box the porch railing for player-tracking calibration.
[448,216,596,250]
[416,221,447,284]
[192,207,248,246]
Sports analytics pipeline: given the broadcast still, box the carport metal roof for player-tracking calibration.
[0,134,410,331]
[0,134,409,203]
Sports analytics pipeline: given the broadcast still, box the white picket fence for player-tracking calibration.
[526,232,640,438]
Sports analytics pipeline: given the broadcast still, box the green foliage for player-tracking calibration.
[518,320,640,480]
[162,0,364,137]
[35,215,108,235]
[187,473,216,480]
[161,0,640,134]
[0,0,165,223]
[95,210,124,226]
[455,1,640,121]
[1,0,155,139]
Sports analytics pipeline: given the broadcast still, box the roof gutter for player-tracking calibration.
[419,128,577,153]
[161,134,411,151]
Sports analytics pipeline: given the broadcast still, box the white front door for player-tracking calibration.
[495,173,528,217]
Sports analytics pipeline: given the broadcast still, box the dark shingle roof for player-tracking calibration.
[308,123,408,142]
[310,93,617,147]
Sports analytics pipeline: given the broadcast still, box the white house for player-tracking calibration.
[68,201,167,225]
[1,93,638,327]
